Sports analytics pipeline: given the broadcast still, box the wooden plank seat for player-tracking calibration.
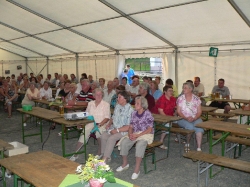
[213,133,250,158]
[143,141,163,174]
[183,151,250,187]
[201,116,224,121]
[213,133,250,146]
[156,125,195,157]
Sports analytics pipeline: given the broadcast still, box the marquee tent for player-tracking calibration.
[0,0,250,99]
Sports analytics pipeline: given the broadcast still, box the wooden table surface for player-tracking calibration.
[0,150,79,187]
[0,139,13,151]
[17,107,62,121]
[213,98,249,103]
[34,99,86,111]
[152,114,182,123]
[231,108,250,116]
[196,121,250,137]
[201,106,217,112]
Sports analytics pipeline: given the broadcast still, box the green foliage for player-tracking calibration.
[125,58,150,71]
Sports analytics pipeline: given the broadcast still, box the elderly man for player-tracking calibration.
[209,78,231,113]
[113,77,119,89]
[128,76,140,99]
[16,76,23,86]
[193,77,205,97]
[103,80,116,104]
[70,79,95,106]
[131,82,155,112]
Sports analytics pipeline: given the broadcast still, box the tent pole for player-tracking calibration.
[174,48,178,89]
[214,57,217,86]
[46,57,49,76]
[76,53,79,80]
[25,57,28,74]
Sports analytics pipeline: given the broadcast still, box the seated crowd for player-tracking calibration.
[0,67,235,179]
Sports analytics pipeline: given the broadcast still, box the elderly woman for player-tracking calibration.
[21,82,40,126]
[91,81,99,91]
[110,85,125,108]
[19,76,29,91]
[6,80,19,118]
[100,91,134,162]
[70,88,110,161]
[177,82,203,152]
[116,96,154,180]
[155,85,176,149]
[39,81,52,100]
[149,80,162,102]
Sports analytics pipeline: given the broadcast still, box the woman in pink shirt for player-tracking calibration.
[177,82,203,152]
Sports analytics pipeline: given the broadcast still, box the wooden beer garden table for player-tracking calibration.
[0,150,78,187]
[0,150,139,187]
[152,114,182,158]
[213,98,249,109]
[17,107,92,159]
[231,108,250,124]
[0,140,14,187]
[201,106,217,121]
[34,99,87,111]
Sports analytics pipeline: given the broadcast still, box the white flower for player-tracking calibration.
[76,165,83,173]
[98,178,107,183]
[103,165,110,171]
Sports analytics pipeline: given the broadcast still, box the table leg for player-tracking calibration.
[39,119,43,143]
[1,166,6,187]
[22,113,25,144]
[13,174,18,187]
[61,124,66,157]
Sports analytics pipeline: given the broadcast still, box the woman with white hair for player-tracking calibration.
[177,82,203,152]
[116,96,154,180]
[70,88,110,161]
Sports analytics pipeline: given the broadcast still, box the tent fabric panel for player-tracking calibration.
[132,0,250,46]
[37,30,109,53]
[234,0,250,21]
[13,0,120,27]
[105,0,194,14]
[216,51,250,100]
[0,1,60,35]
[0,42,39,57]
[0,25,26,40]
[11,37,69,56]
[78,59,97,80]
[27,60,47,77]
[96,57,116,81]
[178,53,215,96]
[74,17,168,50]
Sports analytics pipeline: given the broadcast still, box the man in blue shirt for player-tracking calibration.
[126,64,135,85]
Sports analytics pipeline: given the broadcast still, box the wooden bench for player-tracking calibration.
[156,125,195,157]
[213,133,250,158]
[183,151,250,187]
[144,141,163,173]
[201,116,224,121]
[207,112,235,118]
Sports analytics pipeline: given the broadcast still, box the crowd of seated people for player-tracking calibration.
[3,69,238,179]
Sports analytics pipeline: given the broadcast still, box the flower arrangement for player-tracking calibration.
[76,154,115,185]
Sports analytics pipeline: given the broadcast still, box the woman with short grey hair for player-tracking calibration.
[116,96,154,180]
[177,81,203,152]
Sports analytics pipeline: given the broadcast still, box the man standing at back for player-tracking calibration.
[193,77,205,97]
[126,64,135,85]
[209,78,231,113]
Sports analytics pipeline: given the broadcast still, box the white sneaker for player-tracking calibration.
[23,123,27,127]
[69,155,78,162]
[197,148,202,151]
[96,154,103,159]
[116,164,129,172]
[131,171,140,180]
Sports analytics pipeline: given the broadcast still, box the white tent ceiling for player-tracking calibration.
[0,0,250,58]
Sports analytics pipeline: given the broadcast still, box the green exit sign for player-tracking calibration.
[209,47,218,57]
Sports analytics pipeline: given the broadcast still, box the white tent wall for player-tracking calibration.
[0,60,26,77]
[177,50,250,100]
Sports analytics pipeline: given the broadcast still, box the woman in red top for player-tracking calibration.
[155,85,176,149]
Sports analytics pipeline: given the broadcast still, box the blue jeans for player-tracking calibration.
[178,118,204,133]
